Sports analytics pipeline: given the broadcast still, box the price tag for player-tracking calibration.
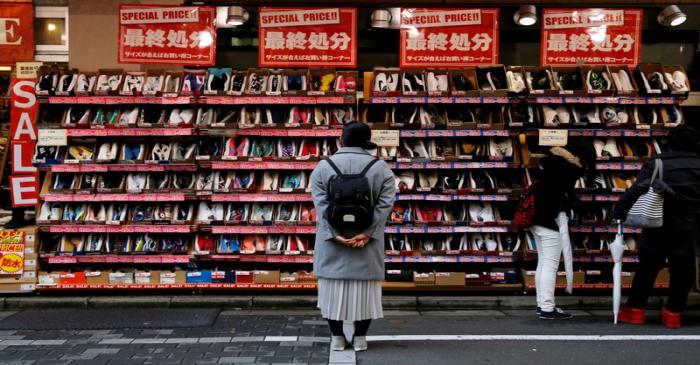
[538,129,568,147]
[371,130,400,147]
[38,129,67,146]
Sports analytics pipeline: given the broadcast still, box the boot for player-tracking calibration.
[661,307,681,329]
[618,306,646,325]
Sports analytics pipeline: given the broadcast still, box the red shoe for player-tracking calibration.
[661,307,681,329]
[618,306,646,325]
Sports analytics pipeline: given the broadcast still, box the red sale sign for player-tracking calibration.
[0,1,34,64]
[9,78,38,208]
[118,5,216,65]
[259,7,357,67]
[400,8,499,67]
[541,8,642,66]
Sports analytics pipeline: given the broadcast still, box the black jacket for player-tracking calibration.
[532,155,585,230]
[613,152,700,256]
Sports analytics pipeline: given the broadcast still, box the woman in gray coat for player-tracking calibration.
[311,122,396,352]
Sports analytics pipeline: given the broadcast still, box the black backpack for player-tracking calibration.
[325,157,379,233]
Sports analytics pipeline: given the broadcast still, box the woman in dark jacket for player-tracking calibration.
[614,125,700,328]
[530,146,589,319]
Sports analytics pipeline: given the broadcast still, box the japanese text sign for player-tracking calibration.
[118,5,216,66]
[541,8,642,66]
[0,1,34,64]
[0,230,25,275]
[259,7,357,67]
[400,8,499,67]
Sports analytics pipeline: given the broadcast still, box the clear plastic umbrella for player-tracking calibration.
[609,220,625,324]
[556,213,574,294]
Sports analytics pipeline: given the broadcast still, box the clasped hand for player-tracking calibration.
[334,234,370,248]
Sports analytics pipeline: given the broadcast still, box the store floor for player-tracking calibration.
[0,309,698,364]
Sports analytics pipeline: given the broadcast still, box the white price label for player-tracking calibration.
[38,129,67,146]
[538,129,568,147]
[371,130,400,147]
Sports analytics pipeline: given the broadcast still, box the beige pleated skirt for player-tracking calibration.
[317,278,384,321]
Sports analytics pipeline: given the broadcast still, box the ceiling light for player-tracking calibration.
[514,5,537,26]
[371,9,392,29]
[47,23,56,31]
[658,5,686,27]
[226,6,249,26]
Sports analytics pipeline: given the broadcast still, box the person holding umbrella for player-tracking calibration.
[613,125,700,328]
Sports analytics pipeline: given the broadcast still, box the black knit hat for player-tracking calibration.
[342,122,377,150]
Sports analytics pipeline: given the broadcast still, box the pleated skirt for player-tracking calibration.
[317,278,384,321]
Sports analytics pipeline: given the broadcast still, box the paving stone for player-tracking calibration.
[99,338,133,344]
[5,297,88,309]
[230,336,265,342]
[165,338,199,344]
[0,361,36,365]
[141,329,174,335]
[88,297,169,309]
[132,338,167,344]
[84,348,121,354]
[199,337,232,343]
[171,296,252,309]
[30,340,66,345]
[217,357,256,364]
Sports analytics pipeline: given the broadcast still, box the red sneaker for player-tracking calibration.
[661,307,681,329]
[618,306,646,325]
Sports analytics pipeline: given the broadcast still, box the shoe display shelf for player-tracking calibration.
[33,64,689,293]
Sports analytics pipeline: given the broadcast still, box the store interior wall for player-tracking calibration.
[68,0,184,71]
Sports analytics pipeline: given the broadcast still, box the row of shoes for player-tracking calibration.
[198,106,354,128]
[639,70,690,93]
[591,138,657,160]
[386,233,521,252]
[391,138,515,161]
[195,234,313,254]
[389,202,507,224]
[525,67,689,94]
[37,70,356,95]
[221,138,339,160]
[395,170,521,192]
[542,105,683,127]
[364,104,533,128]
[38,201,317,225]
[574,172,639,191]
[373,68,525,95]
[524,231,637,252]
[568,205,613,224]
[38,202,196,224]
[45,234,190,253]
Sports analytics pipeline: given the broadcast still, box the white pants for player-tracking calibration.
[531,212,571,312]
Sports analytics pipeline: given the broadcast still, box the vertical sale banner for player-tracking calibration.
[258,7,357,67]
[541,8,642,66]
[118,5,217,65]
[400,8,499,67]
[9,77,39,208]
[0,1,34,64]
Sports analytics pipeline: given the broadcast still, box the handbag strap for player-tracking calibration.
[650,158,663,185]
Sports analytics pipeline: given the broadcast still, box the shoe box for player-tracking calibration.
[109,270,134,284]
[655,268,670,286]
[435,272,466,286]
[235,270,254,284]
[280,272,298,283]
[186,270,212,283]
[160,270,186,285]
[0,227,39,292]
[414,272,436,286]
[253,270,280,284]
[522,270,585,287]
[134,270,160,284]
[211,270,236,283]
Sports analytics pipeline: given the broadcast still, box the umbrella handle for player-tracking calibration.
[614,219,623,236]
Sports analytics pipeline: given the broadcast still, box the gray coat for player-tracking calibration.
[311,147,396,281]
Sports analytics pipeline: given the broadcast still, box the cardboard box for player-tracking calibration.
[211,270,236,283]
[235,271,254,284]
[38,271,63,286]
[296,271,316,283]
[0,283,35,292]
[160,271,186,285]
[109,271,134,284]
[414,272,436,286]
[186,271,212,283]
[435,272,465,286]
[253,270,280,284]
[622,271,635,286]
[134,270,160,284]
[655,268,670,285]
[280,272,298,283]
[0,271,37,284]
[59,272,87,285]
[86,271,109,284]
[556,271,586,285]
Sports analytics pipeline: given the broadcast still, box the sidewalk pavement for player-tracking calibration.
[0,309,699,364]
[2,292,699,310]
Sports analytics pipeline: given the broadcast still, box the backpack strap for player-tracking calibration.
[324,158,344,177]
[359,159,380,177]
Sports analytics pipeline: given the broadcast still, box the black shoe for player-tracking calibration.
[539,308,573,320]
[536,307,541,316]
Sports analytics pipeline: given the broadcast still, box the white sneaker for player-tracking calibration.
[353,336,368,352]
[331,335,347,351]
